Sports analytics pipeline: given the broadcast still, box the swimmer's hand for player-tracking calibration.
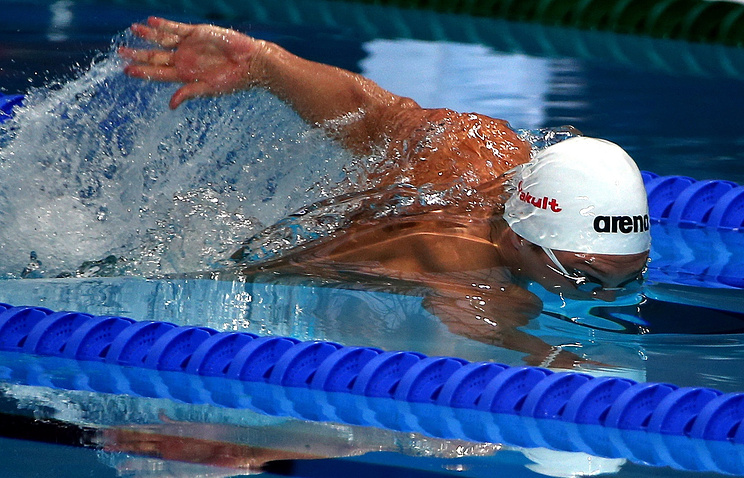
[120,17,266,109]
[119,17,434,156]
[423,284,590,368]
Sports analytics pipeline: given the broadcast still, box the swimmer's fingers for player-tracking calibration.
[147,16,197,37]
[118,47,174,66]
[123,64,181,83]
[134,17,198,49]
[170,82,220,109]
[130,21,182,49]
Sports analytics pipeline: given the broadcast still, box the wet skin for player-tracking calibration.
[122,17,649,368]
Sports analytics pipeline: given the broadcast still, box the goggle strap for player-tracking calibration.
[541,246,572,277]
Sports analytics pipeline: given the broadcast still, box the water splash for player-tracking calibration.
[0,30,518,280]
[516,125,582,154]
[0,33,358,278]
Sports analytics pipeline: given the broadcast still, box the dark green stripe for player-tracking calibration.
[326,0,744,46]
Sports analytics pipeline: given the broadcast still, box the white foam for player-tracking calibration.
[0,37,356,277]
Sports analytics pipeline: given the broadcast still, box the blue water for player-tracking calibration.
[1,0,744,477]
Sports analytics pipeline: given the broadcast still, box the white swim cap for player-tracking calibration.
[503,136,650,255]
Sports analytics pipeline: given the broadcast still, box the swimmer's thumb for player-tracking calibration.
[170,82,214,109]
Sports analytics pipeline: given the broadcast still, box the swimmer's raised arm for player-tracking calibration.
[120,17,419,154]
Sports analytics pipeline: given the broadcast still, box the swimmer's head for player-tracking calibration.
[504,136,650,256]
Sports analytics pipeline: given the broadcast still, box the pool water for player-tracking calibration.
[1,0,744,477]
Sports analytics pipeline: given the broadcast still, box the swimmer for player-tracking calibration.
[121,17,650,367]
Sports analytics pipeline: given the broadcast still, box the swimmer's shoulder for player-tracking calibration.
[381,107,531,181]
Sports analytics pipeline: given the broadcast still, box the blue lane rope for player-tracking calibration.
[643,171,744,230]
[1,301,743,449]
[2,350,743,475]
[2,93,744,472]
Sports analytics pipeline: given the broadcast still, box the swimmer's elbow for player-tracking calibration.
[342,94,421,154]
[512,287,544,320]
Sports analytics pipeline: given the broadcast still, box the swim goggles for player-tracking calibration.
[542,246,645,293]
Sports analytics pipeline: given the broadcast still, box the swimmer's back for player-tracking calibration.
[233,109,530,272]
